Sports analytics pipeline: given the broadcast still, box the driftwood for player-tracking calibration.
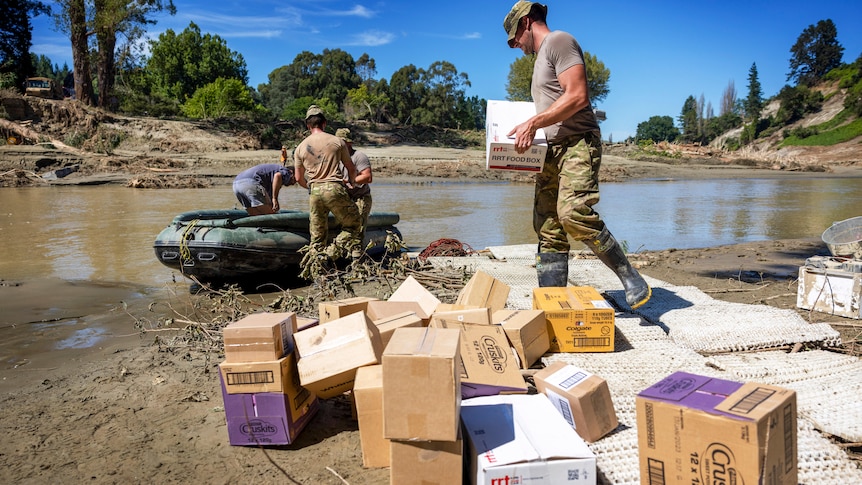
[0,118,84,155]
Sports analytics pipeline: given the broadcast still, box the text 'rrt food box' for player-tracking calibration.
[485,100,547,172]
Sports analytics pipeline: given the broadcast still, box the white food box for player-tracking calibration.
[485,100,547,172]
[797,256,862,319]
[461,393,596,484]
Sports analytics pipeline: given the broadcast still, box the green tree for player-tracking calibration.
[636,115,678,142]
[413,61,471,128]
[583,51,610,105]
[147,22,248,103]
[53,0,174,107]
[506,55,534,101]
[703,111,743,143]
[678,95,699,142]
[355,52,376,84]
[788,19,844,86]
[744,62,763,121]
[258,49,361,117]
[181,77,261,119]
[282,96,339,123]
[345,83,389,122]
[774,84,824,124]
[93,0,175,109]
[504,51,610,106]
[388,64,425,124]
[0,0,50,90]
[843,53,862,116]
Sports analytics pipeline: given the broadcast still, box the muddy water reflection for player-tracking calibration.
[1,177,860,288]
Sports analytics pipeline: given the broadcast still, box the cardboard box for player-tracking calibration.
[533,362,618,443]
[295,316,319,331]
[388,275,441,320]
[431,319,528,398]
[636,371,797,485]
[455,270,511,314]
[429,307,491,327]
[218,355,295,395]
[461,394,596,484]
[366,300,429,325]
[382,327,461,441]
[219,353,318,446]
[390,438,463,485]
[796,256,862,319]
[318,296,379,324]
[435,303,482,312]
[222,312,296,363]
[353,365,389,468]
[373,311,423,350]
[533,287,615,352]
[485,100,548,172]
[294,312,383,399]
[492,309,549,369]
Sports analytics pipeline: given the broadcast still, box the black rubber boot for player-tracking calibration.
[536,252,569,287]
[583,228,652,309]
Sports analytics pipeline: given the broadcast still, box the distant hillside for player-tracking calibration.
[712,81,861,168]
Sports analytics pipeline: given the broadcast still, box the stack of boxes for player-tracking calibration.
[217,312,318,446]
[383,327,464,483]
[214,270,799,484]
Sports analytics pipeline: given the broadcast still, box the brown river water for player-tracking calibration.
[0,177,860,365]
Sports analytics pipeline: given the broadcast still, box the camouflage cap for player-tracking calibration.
[503,1,547,47]
[305,104,324,120]
[335,128,353,142]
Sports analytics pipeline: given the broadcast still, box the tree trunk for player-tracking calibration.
[68,0,94,106]
[94,0,117,111]
[95,29,116,111]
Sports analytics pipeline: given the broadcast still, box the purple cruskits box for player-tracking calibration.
[636,371,798,484]
[219,365,319,446]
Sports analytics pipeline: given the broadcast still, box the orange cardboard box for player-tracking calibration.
[533,286,615,352]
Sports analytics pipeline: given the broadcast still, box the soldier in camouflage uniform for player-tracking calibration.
[336,128,373,242]
[294,106,362,260]
[504,1,651,309]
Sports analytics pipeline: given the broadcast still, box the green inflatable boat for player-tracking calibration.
[153,209,401,286]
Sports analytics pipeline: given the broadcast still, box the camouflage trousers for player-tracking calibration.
[534,130,606,253]
[353,193,373,242]
[308,182,362,258]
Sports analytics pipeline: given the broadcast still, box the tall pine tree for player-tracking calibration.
[744,63,763,121]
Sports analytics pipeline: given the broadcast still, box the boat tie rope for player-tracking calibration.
[179,219,200,267]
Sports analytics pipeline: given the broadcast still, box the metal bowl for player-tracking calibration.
[821,216,862,260]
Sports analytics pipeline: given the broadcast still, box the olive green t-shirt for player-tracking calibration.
[532,30,600,142]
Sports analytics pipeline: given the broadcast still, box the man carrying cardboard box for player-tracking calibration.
[502,1,651,310]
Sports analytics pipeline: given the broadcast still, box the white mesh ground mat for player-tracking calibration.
[544,318,862,484]
[429,250,841,352]
[706,350,862,442]
[427,247,862,483]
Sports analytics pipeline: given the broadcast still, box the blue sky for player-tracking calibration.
[30,0,862,142]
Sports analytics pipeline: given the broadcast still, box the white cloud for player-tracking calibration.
[342,5,374,18]
[349,30,395,47]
